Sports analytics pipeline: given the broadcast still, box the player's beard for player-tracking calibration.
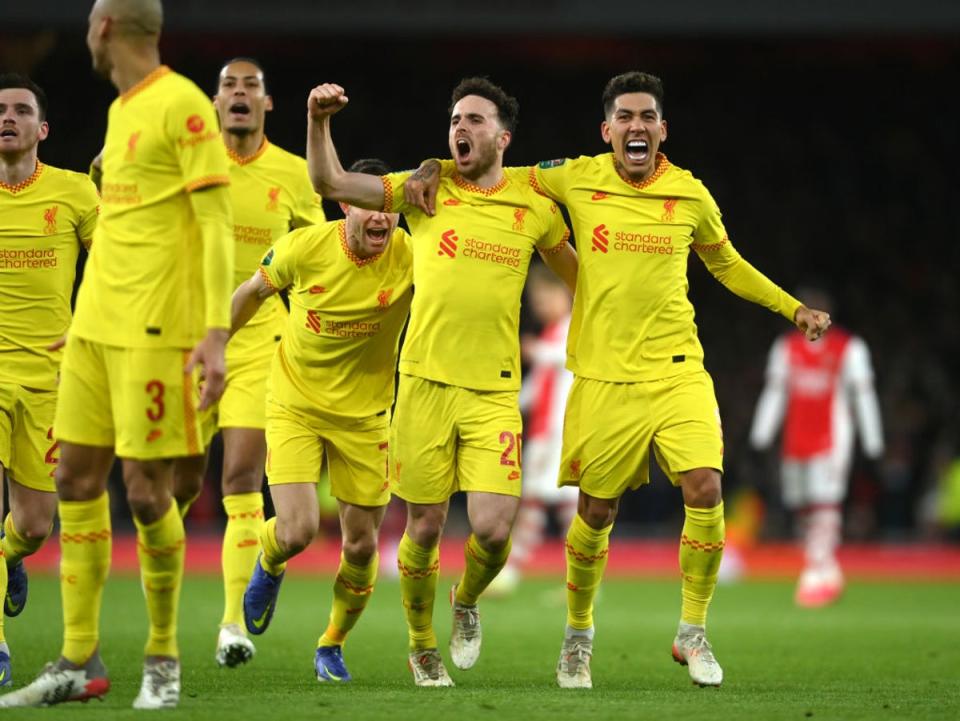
[459,139,498,182]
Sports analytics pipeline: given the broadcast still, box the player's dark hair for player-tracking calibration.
[602,71,664,118]
[449,77,519,133]
[217,57,268,93]
[349,158,391,176]
[0,73,48,121]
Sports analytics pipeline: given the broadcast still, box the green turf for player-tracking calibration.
[1,574,958,719]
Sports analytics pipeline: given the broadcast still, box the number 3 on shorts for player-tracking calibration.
[145,380,166,421]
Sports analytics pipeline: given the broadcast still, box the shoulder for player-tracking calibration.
[264,142,307,170]
[41,165,99,204]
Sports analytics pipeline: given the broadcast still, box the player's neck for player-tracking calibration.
[223,130,265,160]
[458,159,504,189]
[110,44,162,95]
[0,151,38,187]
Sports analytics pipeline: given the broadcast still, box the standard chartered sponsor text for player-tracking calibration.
[614,231,674,255]
[463,237,522,267]
[235,225,273,244]
[324,319,381,338]
[0,248,58,269]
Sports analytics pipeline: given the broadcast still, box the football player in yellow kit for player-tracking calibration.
[404,71,831,690]
[0,0,234,709]
[171,57,325,670]
[307,78,577,686]
[0,73,99,689]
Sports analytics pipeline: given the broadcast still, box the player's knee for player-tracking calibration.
[276,519,316,556]
[342,533,378,565]
[681,468,723,508]
[17,516,55,541]
[407,514,444,548]
[473,521,512,552]
[125,485,169,523]
[221,465,263,496]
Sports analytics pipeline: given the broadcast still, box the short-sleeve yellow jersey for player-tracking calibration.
[71,66,232,350]
[1,162,99,390]
[530,153,801,382]
[225,139,325,363]
[259,219,413,419]
[382,166,569,391]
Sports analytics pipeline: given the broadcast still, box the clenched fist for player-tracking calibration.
[308,83,349,120]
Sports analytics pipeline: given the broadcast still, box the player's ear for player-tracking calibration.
[37,121,50,142]
[600,120,612,144]
[498,129,512,152]
[338,201,350,217]
[264,95,274,113]
[660,119,668,144]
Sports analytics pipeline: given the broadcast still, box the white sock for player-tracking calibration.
[565,624,594,640]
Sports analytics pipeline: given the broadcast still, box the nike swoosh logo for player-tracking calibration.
[0,668,7,682]
[5,595,20,614]
[321,665,342,681]
[251,600,274,629]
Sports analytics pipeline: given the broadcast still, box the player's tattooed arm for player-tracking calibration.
[403,159,442,216]
[306,83,386,210]
[230,270,279,338]
[794,305,832,341]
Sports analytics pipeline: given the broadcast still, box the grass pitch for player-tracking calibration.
[1,574,957,720]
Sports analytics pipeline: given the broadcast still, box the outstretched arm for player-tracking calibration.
[231,270,279,337]
[306,83,385,210]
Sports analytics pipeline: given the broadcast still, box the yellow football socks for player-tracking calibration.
[318,552,378,647]
[135,500,185,658]
[220,492,264,627]
[455,533,511,606]
[565,513,612,631]
[60,493,112,665]
[679,502,725,626]
[258,517,287,576]
[3,512,49,567]
[397,532,439,650]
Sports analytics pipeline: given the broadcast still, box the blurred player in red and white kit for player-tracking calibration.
[493,264,579,594]
[749,288,883,607]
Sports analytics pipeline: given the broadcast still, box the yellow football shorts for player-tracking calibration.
[197,346,276,445]
[0,382,59,492]
[391,374,523,504]
[55,336,205,460]
[265,398,390,507]
[558,371,724,499]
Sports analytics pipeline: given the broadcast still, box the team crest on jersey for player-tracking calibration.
[261,249,274,266]
[125,131,141,162]
[591,192,609,201]
[661,198,679,222]
[42,205,59,235]
[186,115,205,133]
[266,186,281,211]
[538,158,566,169]
[569,459,582,479]
[512,208,528,231]
[377,288,394,309]
[443,198,461,206]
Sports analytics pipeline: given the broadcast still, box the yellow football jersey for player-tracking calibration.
[71,66,233,350]
[259,219,413,419]
[530,153,800,382]
[0,162,99,390]
[225,139,325,364]
[382,166,569,391]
